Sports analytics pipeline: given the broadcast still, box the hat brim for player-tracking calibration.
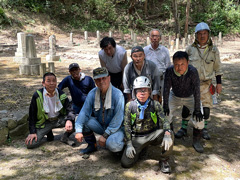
[93,73,108,80]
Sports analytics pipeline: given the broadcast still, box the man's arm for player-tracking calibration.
[123,64,132,95]
[121,53,128,71]
[124,102,133,142]
[99,57,106,67]
[58,77,68,90]
[163,68,172,111]
[192,68,201,111]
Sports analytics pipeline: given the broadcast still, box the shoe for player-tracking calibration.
[202,128,211,140]
[193,128,204,153]
[47,130,54,142]
[159,160,171,173]
[175,128,187,139]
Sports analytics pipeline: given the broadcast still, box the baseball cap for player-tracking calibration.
[93,67,109,79]
[131,46,144,55]
[69,63,80,70]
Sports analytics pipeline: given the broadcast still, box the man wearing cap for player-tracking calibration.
[123,46,161,102]
[58,63,95,114]
[177,22,223,140]
[75,67,125,155]
[99,37,128,90]
[144,29,171,99]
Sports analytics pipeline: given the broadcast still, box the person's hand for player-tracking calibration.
[65,120,73,132]
[216,84,222,94]
[25,134,37,145]
[98,136,106,147]
[193,110,203,122]
[164,107,170,116]
[75,133,84,143]
[126,141,136,159]
[161,132,173,151]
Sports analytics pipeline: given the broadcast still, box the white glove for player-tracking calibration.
[161,133,173,151]
[126,142,136,159]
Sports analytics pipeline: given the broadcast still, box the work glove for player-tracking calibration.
[126,141,136,159]
[163,106,170,116]
[161,133,173,151]
[193,110,203,122]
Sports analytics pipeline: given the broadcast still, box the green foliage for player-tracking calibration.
[83,19,110,31]
[0,7,11,27]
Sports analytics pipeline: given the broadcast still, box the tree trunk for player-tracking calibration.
[144,0,148,16]
[184,0,191,35]
[172,0,180,38]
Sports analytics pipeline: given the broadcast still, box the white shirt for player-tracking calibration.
[144,44,171,75]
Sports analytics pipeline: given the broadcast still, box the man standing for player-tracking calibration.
[99,37,128,90]
[58,63,95,114]
[144,29,171,98]
[75,67,125,155]
[25,72,76,149]
[177,22,223,140]
[123,46,160,102]
[121,76,173,173]
[163,51,204,153]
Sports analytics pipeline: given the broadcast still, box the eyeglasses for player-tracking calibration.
[136,89,149,93]
[151,35,160,38]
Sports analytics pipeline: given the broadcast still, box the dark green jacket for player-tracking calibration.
[28,88,75,134]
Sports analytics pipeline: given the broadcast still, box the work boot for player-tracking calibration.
[175,128,187,139]
[202,128,211,140]
[47,130,54,142]
[193,128,204,153]
[80,133,97,155]
[60,132,76,146]
[159,159,171,173]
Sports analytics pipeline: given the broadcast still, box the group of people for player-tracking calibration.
[25,22,223,173]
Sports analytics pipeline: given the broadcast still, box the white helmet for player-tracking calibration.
[133,76,151,90]
[195,22,210,33]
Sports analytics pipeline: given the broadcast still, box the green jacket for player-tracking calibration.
[28,88,75,134]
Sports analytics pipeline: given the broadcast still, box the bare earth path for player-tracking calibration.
[0,33,240,180]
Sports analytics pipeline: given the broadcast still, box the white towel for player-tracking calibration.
[94,83,112,111]
[43,88,63,114]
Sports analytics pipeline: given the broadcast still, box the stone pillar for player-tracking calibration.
[109,30,112,37]
[18,34,41,75]
[175,38,179,50]
[48,62,55,73]
[120,31,126,44]
[68,32,74,46]
[130,29,134,40]
[84,31,88,41]
[146,37,150,45]
[96,30,100,44]
[40,63,46,76]
[182,38,186,49]
[46,35,60,61]
[133,33,137,46]
[14,32,26,63]
[168,36,171,48]
[170,40,174,52]
[219,32,222,46]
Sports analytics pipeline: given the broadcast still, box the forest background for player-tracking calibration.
[1,0,240,36]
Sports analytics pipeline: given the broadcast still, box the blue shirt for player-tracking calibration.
[75,86,125,135]
[58,75,95,108]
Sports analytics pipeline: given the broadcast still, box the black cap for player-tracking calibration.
[69,63,80,70]
[131,46,144,55]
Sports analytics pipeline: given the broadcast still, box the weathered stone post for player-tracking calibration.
[170,40,174,52]
[175,38,179,50]
[14,32,26,63]
[133,33,137,46]
[146,37,150,45]
[96,30,100,44]
[40,63,46,76]
[109,30,112,37]
[182,38,186,49]
[46,35,60,61]
[48,62,55,73]
[68,32,74,46]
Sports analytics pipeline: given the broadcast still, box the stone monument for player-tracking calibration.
[46,35,60,61]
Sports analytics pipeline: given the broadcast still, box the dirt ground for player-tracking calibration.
[0,31,240,180]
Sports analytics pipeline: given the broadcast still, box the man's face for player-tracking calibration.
[95,76,110,92]
[150,30,160,47]
[173,58,189,75]
[131,51,145,67]
[69,67,81,80]
[136,88,150,103]
[197,30,209,46]
[104,44,115,57]
[42,75,57,93]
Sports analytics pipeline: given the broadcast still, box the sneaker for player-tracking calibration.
[159,160,171,173]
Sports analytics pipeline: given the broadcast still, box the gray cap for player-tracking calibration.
[93,67,109,79]
[69,63,80,70]
[131,46,144,55]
